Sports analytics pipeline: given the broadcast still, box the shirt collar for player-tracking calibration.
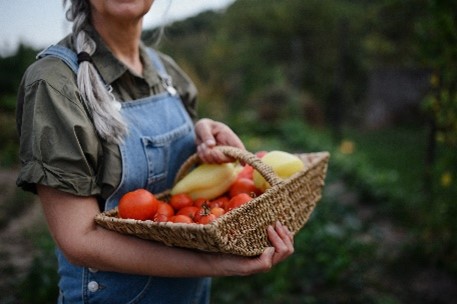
[85,26,160,87]
[86,26,127,85]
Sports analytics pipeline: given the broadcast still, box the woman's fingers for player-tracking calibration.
[195,118,245,163]
[240,222,295,275]
[209,222,295,277]
[246,223,294,274]
[194,118,216,146]
[197,142,229,163]
[267,222,295,264]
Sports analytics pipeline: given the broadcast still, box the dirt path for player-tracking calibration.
[0,200,45,275]
[0,169,49,302]
[0,169,19,197]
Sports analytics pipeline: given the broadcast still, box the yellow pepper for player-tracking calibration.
[171,162,238,200]
[253,151,305,191]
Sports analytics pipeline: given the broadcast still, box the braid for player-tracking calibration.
[64,0,127,144]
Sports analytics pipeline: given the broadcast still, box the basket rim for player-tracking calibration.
[95,150,330,228]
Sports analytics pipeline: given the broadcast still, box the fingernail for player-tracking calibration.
[206,139,216,146]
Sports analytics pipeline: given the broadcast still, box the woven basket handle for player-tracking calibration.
[174,146,283,187]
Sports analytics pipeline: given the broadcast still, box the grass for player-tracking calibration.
[345,126,428,195]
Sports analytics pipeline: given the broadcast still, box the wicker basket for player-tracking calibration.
[95,146,330,256]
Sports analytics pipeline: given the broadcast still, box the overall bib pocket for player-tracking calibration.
[141,122,193,188]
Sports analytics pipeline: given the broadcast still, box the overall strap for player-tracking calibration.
[146,48,178,96]
[37,45,177,95]
[37,45,169,76]
[36,45,79,74]
[145,48,167,76]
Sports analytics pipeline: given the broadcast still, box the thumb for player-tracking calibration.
[195,119,216,147]
[256,247,275,271]
[261,247,275,261]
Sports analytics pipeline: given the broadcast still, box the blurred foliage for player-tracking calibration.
[412,0,457,273]
[152,0,371,124]
[1,0,456,302]
[415,0,457,148]
[0,186,33,229]
[0,44,37,167]
[0,44,37,105]
[0,110,20,167]
[19,228,59,304]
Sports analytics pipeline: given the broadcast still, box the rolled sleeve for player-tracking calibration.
[17,160,99,195]
[16,59,102,196]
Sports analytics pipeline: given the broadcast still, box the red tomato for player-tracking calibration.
[197,213,217,225]
[193,198,210,208]
[222,198,231,211]
[170,214,194,224]
[194,206,210,223]
[210,207,225,218]
[170,193,194,211]
[118,189,158,220]
[229,177,262,198]
[227,193,252,211]
[237,165,254,180]
[176,206,199,219]
[153,201,174,222]
[154,214,169,222]
[209,196,229,209]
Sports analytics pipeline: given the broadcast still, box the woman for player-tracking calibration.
[16,0,294,303]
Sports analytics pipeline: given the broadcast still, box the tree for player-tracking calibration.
[415,0,457,272]
[0,43,37,111]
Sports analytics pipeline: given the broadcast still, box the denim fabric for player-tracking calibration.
[40,45,210,304]
[104,91,196,211]
[56,251,211,304]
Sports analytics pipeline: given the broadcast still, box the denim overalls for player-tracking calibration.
[38,45,211,304]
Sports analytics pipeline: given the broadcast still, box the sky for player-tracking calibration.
[0,0,235,56]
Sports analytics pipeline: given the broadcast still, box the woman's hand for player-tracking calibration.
[240,221,295,275]
[209,221,295,276]
[264,221,295,267]
[194,118,245,163]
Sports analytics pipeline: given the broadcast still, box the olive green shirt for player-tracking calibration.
[16,27,198,200]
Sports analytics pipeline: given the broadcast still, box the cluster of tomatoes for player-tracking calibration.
[118,158,264,225]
